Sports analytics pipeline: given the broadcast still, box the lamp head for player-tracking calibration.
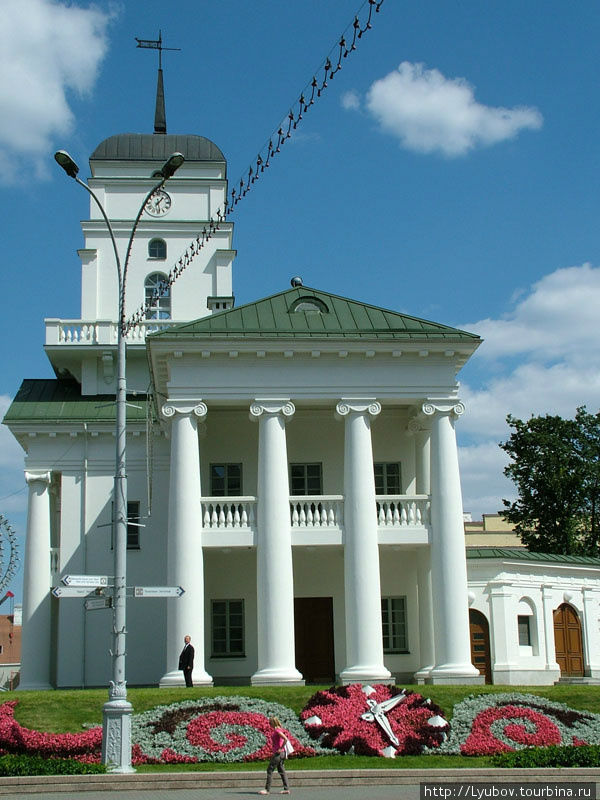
[160,152,185,179]
[54,150,79,178]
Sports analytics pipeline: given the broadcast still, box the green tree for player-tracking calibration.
[500,407,600,556]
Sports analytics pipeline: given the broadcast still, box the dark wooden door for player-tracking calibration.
[294,597,335,684]
[554,603,584,676]
[469,609,492,684]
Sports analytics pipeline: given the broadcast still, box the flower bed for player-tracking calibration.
[432,693,600,756]
[300,684,449,757]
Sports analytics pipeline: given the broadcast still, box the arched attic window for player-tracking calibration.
[148,238,167,259]
[145,272,171,320]
[289,296,329,315]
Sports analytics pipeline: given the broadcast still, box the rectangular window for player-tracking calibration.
[127,501,141,549]
[212,599,245,657]
[374,463,401,494]
[518,615,532,646]
[381,596,408,653]
[210,464,242,496]
[290,463,323,495]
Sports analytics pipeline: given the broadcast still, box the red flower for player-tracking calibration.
[462,705,562,755]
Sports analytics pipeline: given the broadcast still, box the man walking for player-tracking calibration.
[179,634,194,687]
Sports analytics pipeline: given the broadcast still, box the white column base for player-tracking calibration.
[413,665,434,684]
[16,681,53,691]
[251,667,304,686]
[339,664,393,685]
[159,668,213,687]
[427,662,484,685]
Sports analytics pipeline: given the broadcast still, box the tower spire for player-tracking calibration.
[135,31,181,135]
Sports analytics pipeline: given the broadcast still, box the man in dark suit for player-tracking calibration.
[178,634,194,687]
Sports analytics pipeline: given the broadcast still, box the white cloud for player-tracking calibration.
[341,90,360,111]
[457,263,600,518]
[0,0,112,183]
[346,62,542,157]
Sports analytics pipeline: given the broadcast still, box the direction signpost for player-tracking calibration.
[85,596,113,611]
[52,586,96,599]
[62,575,108,588]
[133,586,185,598]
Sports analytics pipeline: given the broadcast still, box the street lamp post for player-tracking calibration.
[54,149,184,772]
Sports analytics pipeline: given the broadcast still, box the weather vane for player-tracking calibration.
[135,30,181,135]
[135,30,181,70]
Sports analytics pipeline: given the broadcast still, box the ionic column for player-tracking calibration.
[337,399,391,684]
[159,402,212,686]
[409,418,434,681]
[423,400,481,683]
[250,400,303,685]
[19,471,53,690]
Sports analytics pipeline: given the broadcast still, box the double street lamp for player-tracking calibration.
[54,149,184,772]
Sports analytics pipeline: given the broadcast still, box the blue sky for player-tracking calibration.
[1,0,600,602]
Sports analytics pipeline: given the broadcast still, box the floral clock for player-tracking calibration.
[300,683,449,757]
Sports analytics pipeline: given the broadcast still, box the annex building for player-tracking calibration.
[5,108,600,690]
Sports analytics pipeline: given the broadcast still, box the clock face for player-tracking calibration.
[145,189,172,216]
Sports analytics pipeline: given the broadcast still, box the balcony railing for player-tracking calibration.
[45,318,181,346]
[199,495,429,533]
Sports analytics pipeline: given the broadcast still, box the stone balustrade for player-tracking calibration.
[376,495,430,526]
[201,498,256,529]
[290,495,344,528]
[45,318,180,346]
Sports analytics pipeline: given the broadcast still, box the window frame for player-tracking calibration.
[374,462,402,495]
[210,463,243,497]
[148,238,167,260]
[289,462,323,496]
[518,614,532,647]
[381,596,409,654]
[211,598,245,658]
[144,271,171,320]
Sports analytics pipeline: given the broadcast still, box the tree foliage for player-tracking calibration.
[500,407,600,555]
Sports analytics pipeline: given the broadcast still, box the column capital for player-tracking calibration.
[422,399,465,418]
[24,470,52,487]
[161,401,208,421]
[249,399,295,420]
[336,399,381,418]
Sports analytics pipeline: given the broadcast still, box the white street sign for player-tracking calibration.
[52,586,96,598]
[62,574,108,588]
[134,586,185,598]
[85,596,112,611]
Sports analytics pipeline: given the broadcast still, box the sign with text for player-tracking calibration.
[62,575,109,588]
[85,596,112,611]
[133,586,185,598]
[52,586,95,598]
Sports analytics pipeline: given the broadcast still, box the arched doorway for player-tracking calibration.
[553,603,584,676]
[469,609,492,684]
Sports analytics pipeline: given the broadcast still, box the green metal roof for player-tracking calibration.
[2,380,147,424]
[149,286,480,341]
[467,547,600,567]
[90,134,225,164]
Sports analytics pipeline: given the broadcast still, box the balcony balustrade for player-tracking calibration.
[45,318,180,346]
[199,495,429,535]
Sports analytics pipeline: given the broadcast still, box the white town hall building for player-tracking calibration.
[5,115,600,691]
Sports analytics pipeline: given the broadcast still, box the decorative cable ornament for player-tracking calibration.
[125,0,385,332]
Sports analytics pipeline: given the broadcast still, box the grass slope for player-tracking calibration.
[5,684,600,771]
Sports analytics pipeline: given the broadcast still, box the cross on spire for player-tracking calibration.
[135,31,181,135]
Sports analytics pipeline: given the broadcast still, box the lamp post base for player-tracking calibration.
[101,698,136,773]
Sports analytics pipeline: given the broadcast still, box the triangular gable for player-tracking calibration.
[149,286,479,341]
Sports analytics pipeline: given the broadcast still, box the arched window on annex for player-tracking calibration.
[148,238,167,260]
[517,597,539,656]
[289,296,329,315]
[144,272,171,321]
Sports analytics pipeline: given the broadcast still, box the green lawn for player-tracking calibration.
[5,684,600,771]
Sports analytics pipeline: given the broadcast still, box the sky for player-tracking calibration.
[1,0,599,603]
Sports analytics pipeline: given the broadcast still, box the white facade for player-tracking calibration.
[6,129,600,690]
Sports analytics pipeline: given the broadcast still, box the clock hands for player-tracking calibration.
[360,692,406,748]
